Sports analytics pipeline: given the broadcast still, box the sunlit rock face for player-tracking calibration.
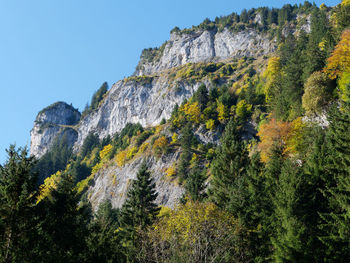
[30,102,80,158]
[134,28,275,76]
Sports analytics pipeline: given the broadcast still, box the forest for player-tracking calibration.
[1,1,350,262]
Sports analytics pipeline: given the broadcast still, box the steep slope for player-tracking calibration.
[134,28,275,76]
[30,102,80,158]
[31,4,316,210]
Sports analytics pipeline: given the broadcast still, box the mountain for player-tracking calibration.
[5,1,350,261]
[30,2,321,210]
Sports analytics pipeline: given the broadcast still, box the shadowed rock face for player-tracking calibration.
[30,102,80,158]
[134,28,276,76]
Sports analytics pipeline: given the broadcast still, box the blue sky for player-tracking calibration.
[0,0,340,164]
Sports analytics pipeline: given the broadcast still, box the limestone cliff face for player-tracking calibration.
[88,152,184,210]
[30,102,81,158]
[135,28,275,76]
[73,77,206,152]
[31,25,276,210]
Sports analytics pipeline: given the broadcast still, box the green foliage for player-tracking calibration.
[120,162,160,261]
[209,119,249,209]
[302,71,335,116]
[185,160,207,201]
[86,200,125,262]
[82,82,108,117]
[36,129,75,183]
[0,146,38,262]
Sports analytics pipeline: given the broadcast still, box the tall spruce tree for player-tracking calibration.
[0,146,38,263]
[35,173,91,263]
[209,118,249,210]
[120,162,160,262]
[121,162,159,230]
[322,102,350,261]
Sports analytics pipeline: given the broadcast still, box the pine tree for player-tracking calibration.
[0,146,38,263]
[321,102,350,261]
[35,173,91,263]
[120,162,160,262]
[121,162,159,230]
[86,200,125,263]
[185,161,207,201]
[271,159,306,263]
[209,118,249,210]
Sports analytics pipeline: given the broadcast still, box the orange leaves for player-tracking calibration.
[258,117,306,163]
[326,29,350,79]
[258,118,292,163]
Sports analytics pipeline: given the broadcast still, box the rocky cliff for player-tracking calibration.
[30,102,81,158]
[30,24,281,210]
[135,28,275,76]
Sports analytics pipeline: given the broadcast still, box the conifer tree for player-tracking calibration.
[120,162,160,262]
[209,118,249,210]
[87,200,125,263]
[322,102,350,261]
[121,162,159,230]
[35,173,91,263]
[185,161,207,201]
[0,146,38,263]
[271,159,306,262]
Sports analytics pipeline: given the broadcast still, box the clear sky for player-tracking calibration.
[0,0,340,164]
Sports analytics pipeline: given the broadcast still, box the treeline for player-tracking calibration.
[1,1,350,262]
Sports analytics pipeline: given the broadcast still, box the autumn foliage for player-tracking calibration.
[326,29,350,79]
[258,118,292,163]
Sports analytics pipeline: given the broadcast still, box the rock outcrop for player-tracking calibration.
[88,152,184,210]
[135,28,276,76]
[30,102,81,158]
[73,78,207,152]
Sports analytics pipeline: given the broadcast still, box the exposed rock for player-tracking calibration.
[87,152,184,210]
[30,102,80,158]
[135,28,276,76]
[73,78,207,152]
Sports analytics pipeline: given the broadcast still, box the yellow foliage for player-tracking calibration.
[190,153,198,165]
[165,165,176,177]
[171,133,178,144]
[99,144,113,159]
[326,29,350,79]
[153,136,168,150]
[137,142,149,154]
[115,150,127,167]
[339,72,350,102]
[235,99,252,119]
[182,101,201,123]
[205,119,215,130]
[126,146,138,160]
[158,206,172,218]
[217,101,229,123]
[37,171,62,203]
[341,0,350,6]
[152,201,238,242]
[263,57,282,103]
[285,117,306,156]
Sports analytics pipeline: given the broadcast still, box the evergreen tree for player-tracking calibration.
[321,102,350,261]
[193,84,209,111]
[271,159,306,262]
[86,200,125,263]
[35,173,91,263]
[185,161,207,201]
[121,162,159,230]
[120,162,160,261]
[0,146,38,263]
[303,7,330,80]
[209,118,249,210]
